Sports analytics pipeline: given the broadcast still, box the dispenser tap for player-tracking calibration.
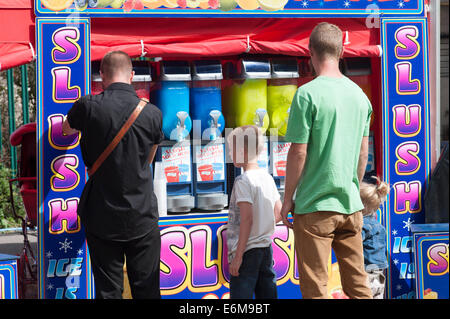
[208,110,222,141]
[172,111,189,142]
[284,107,291,127]
[254,108,267,128]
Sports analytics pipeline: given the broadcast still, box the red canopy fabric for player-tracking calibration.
[91,18,381,61]
[0,0,35,71]
[0,1,380,70]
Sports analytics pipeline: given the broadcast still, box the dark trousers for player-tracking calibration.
[230,246,278,299]
[85,225,161,299]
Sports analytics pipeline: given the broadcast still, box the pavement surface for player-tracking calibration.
[0,229,38,257]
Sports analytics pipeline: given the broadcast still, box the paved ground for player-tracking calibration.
[0,229,38,257]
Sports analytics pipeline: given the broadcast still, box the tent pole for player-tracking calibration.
[7,69,17,177]
[21,64,29,124]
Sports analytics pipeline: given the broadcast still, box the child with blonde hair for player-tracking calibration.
[360,177,390,299]
[226,125,282,299]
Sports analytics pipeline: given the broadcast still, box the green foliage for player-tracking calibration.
[0,62,36,229]
[0,62,36,168]
[0,166,26,229]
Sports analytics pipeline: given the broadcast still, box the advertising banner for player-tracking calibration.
[0,255,18,299]
[34,0,424,17]
[159,215,349,299]
[381,18,430,299]
[412,225,449,299]
[36,18,94,299]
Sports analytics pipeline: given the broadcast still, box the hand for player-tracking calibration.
[280,199,294,229]
[229,255,243,277]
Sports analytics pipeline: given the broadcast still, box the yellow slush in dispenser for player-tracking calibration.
[268,58,299,199]
[223,58,271,132]
[267,58,299,137]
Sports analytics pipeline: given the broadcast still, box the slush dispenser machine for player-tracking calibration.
[224,58,271,195]
[91,60,102,95]
[90,60,152,99]
[342,58,376,177]
[191,60,228,211]
[153,61,195,213]
[268,58,299,197]
[131,60,152,101]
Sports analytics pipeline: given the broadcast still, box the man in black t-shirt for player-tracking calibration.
[63,51,163,299]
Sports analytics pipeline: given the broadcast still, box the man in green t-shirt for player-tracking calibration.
[280,22,373,299]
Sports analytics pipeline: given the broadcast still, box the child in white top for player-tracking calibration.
[226,125,282,299]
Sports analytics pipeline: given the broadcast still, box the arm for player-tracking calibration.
[229,201,253,277]
[274,199,282,224]
[62,117,79,136]
[280,143,308,228]
[357,136,369,183]
[147,144,159,165]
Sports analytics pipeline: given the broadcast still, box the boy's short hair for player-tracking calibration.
[309,22,343,61]
[227,125,264,164]
[100,51,133,79]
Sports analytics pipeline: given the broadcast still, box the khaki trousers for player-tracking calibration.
[293,211,373,299]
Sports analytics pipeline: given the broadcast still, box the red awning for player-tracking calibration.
[91,17,381,61]
[0,0,35,71]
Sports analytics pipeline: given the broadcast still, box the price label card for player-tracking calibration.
[161,145,192,184]
[194,144,225,182]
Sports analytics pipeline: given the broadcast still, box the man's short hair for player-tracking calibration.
[100,51,133,79]
[309,22,343,61]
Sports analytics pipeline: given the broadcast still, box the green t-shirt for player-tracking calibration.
[285,75,372,215]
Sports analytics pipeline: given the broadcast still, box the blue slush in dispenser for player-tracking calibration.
[153,61,195,213]
[190,60,225,140]
[191,60,228,211]
[153,61,192,142]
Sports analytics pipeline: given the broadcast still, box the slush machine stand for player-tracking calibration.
[90,60,152,99]
[153,61,195,213]
[131,60,152,101]
[191,60,228,211]
[342,58,376,178]
[223,58,271,195]
[268,58,299,199]
[91,60,102,95]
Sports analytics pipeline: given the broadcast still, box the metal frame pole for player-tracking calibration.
[7,68,17,177]
[21,64,29,124]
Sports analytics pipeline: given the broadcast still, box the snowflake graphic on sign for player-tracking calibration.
[58,238,73,253]
[402,218,414,231]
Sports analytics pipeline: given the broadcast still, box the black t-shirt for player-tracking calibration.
[67,82,164,241]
